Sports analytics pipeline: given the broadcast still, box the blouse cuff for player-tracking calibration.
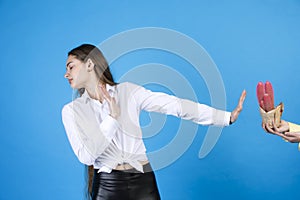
[288,122,300,132]
[287,122,300,151]
[214,110,231,126]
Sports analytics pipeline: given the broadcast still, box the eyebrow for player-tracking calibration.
[66,61,73,69]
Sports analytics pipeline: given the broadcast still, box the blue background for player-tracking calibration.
[1,0,300,199]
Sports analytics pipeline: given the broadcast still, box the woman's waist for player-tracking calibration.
[94,152,149,173]
[114,160,149,171]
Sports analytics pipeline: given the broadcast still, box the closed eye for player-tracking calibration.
[66,61,75,71]
[66,65,75,71]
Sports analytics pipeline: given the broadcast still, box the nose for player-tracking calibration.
[64,71,70,79]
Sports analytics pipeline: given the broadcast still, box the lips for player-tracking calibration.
[68,79,73,84]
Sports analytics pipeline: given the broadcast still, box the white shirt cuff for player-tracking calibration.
[214,110,231,126]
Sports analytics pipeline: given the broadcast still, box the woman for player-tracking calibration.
[61,44,246,200]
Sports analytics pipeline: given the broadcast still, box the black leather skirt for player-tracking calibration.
[91,163,161,200]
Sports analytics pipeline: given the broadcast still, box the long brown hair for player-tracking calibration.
[68,44,117,198]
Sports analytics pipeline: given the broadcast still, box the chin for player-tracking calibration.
[70,82,83,90]
[70,83,78,89]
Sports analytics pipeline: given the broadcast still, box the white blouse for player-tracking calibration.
[61,82,231,173]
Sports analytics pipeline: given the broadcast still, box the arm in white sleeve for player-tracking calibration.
[61,104,119,165]
[131,83,230,127]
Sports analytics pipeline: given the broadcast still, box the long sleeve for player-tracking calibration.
[288,122,300,132]
[287,122,300,151]
[61,104,119,165]
[61,82,232,173]
[130,83,230,127]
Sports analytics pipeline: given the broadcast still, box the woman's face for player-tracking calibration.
[64,55,89,89]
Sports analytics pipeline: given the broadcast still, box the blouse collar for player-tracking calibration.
[81,84,116,103]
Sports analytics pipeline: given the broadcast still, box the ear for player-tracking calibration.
[86,58,95,72]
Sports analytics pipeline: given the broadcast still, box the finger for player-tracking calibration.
[267,128,285,137]
[110,97,116,105]
[277,127,288,133]
[272,131,285,137]
[100,85,111,101]
[229,90,247,123]
[240,90,247,102]
[280,135,291,142]
[236,90,246,111]
[265,123,276,134]
[239,90,247,105]
[284,132,295,137]
[262,122,268,132]
[267,121,282,136]
[281,134,296,142]
[272,120,281,132]
[275,120,288,132]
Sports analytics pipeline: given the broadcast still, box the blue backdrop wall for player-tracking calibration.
[1,0,300,199]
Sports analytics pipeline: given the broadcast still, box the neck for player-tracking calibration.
[85,86,102,101]
[84,75,104,102]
